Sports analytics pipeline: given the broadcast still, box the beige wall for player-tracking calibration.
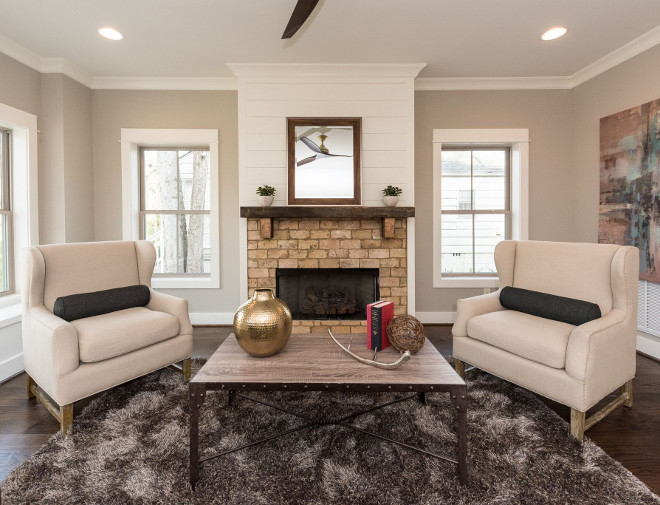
[63,76,93,242]
[572,44,660,242]
[0,52,40,116]
[39,74,94,244]
[91,90,240,314]
[414,90,574,313]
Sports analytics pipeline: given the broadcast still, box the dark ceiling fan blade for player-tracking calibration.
[300,136,323,154]
[282,0,320,39]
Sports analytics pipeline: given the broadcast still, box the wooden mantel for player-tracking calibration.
[240,206,415,239]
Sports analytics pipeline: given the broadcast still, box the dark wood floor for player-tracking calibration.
[1,325,658,495]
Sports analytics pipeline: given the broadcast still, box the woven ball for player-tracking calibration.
[386,315,425,354]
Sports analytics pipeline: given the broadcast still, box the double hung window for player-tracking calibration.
[0,128,12,295]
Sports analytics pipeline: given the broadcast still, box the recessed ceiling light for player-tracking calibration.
[98,27,123,41]
[541,26,567,41]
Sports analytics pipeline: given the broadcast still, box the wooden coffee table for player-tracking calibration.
[189,333,467,488]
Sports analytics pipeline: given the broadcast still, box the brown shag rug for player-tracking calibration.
[1,359,658,505]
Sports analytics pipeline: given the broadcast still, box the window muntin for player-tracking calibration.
[440,147,510,276]
[0,128,12,295]
[139,147,211,276]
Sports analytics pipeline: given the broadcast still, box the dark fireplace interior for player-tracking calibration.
[276,268,380,320]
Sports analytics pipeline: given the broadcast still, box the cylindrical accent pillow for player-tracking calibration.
[53,285,151,322]
[499,286,601,326]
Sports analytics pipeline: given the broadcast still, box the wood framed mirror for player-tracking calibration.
[287,117,361,205]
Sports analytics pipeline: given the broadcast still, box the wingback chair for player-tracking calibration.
[22,240,193,434]
[452,240,638,441]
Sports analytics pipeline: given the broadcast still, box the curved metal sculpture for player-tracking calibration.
[328,329,411,370]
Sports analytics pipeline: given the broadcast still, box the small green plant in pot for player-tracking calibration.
[256,185,276,207]
[382,185,402,207]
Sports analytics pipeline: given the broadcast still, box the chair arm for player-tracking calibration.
[147,289,193,336]
[452,290,504,337]
[565,309,635,383]
[23,306,79,378]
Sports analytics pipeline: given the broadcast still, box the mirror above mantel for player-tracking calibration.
[287,117,362,206]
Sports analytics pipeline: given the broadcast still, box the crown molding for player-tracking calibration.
[41,58,94,88]
[226,63,428,79]
[91,76,238,90]
[1,25,660,91]
[415,76,574,91]
[571,24,660,87]
[0,33,43,72]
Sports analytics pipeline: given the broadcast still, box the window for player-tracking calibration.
[121,129,219,289]
[432,129,529,288]
[0,128,12,295]
[140,148,211,276]
[440,147,509,275]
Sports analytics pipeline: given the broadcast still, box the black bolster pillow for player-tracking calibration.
[499,286,601,326]
[53,285,151,322]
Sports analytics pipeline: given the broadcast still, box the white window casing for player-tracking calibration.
[432,129,529,288]
[0,102,39,309]
[121,129,220,289]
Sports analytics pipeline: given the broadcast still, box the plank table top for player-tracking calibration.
[192,333,465,392]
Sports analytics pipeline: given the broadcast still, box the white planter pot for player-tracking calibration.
[258,195,274,207]
[383,195,400,207]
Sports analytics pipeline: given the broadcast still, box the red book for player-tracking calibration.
[367,301,394,351]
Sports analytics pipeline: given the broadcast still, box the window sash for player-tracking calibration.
[441,147,510,277]
[0,128,13,295]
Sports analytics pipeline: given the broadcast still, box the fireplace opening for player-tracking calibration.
[276,268,380,320]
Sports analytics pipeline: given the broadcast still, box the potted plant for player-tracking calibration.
[382,185,403,207]
[256,185,276,207]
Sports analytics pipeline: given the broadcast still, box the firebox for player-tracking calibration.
[276,268,380,320]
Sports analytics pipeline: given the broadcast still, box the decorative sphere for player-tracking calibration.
[386,315,425,354]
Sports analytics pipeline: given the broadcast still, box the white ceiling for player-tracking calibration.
[0,0,659,81]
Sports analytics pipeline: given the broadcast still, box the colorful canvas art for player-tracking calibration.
[599,98,660,282]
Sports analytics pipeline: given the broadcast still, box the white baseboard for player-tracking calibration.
[415,311,456,324]
[637,332,660,360]
[0,352,23,382]
[190,312,234,325]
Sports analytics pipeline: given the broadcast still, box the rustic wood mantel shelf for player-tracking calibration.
[240,206,415,239]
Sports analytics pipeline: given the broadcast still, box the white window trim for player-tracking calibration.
[0,103,39,309]
[432,129,529,288]
[121,128,220,289]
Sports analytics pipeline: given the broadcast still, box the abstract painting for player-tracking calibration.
[599,98,660,282]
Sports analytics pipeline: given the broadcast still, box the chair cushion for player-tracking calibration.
[499,286,601,326]
[54,285,151,322]
[73,307,179,363]
[467,310,575,369]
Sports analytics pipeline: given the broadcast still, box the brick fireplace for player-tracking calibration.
[241,207,414,334]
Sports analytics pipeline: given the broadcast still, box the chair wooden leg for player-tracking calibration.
[454,359,465,379]
[60,404,73,435]
[27,374,36,399]
[182,357,192,382]
[622,380,633,408]
[570,409,585,442]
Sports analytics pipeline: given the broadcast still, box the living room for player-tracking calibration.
[1,1,659,503]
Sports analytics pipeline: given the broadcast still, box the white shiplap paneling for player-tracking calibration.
[238,74,416,208]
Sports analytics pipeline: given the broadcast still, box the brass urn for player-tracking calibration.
[233,289,292,357]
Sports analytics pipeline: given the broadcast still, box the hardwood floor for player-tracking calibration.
[1,325,658,495]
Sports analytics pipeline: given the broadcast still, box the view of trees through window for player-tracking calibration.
[441,148,509,275]
[0,128,11,294]
[140,148,211,275]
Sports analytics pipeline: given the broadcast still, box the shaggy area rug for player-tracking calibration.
[2,360,658,505]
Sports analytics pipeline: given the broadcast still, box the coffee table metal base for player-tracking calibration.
[189,383,467,489]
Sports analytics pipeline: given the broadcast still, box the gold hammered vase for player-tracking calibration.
[233,289,293,357]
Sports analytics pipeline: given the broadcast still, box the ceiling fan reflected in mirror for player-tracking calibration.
[282,0,320,39]
[297,136,352,166]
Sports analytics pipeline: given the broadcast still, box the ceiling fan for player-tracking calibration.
[282,0,320,39]
[297,136,352,166]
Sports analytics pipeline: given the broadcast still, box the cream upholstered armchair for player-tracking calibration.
[22,240,193,434]
[452,240,638,441]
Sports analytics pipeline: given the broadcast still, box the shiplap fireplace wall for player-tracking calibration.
[231,63,425,310]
